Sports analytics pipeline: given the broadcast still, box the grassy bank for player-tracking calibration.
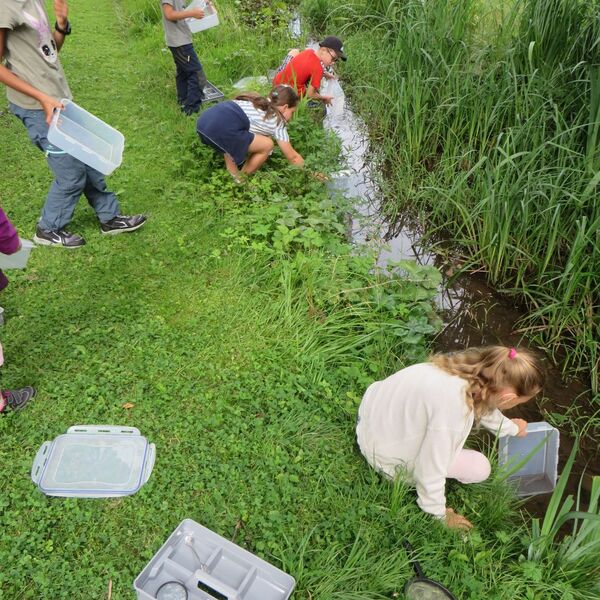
[301,0,600,391]
[0,0,597,598]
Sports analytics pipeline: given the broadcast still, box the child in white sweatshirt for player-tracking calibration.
[356,346,544,530]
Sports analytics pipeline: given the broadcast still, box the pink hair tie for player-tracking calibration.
[508,347,518,359]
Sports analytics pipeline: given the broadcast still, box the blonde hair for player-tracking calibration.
[430,346,544,420]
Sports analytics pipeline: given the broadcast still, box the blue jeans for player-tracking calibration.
[169,44,207,115]
[9,103,120,231]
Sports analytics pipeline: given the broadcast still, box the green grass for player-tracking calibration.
[0,0,598,598]
[302,0,600,391]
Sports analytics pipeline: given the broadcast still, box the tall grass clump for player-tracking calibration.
[301,0,600,391]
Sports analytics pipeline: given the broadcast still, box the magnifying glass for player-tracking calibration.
[156,581,188,600]
[403,540,457,600]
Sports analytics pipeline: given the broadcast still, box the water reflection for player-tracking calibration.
[323,84,598,514]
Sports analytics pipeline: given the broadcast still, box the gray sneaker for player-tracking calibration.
[34,226,85,248]
[100,214,147,235]
[1,386,36,412]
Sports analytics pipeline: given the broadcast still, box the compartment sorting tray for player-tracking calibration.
[134,519,295,600]
[498,421,559,496]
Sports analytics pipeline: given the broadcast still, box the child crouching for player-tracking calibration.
[196,85,305,182]
[356,346,544,530]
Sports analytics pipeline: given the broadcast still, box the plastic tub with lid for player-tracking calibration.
[31,425,155,498]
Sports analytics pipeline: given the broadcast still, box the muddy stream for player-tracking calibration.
[321,78,599,518]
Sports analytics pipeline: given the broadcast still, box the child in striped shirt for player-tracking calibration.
[196,85,305,181]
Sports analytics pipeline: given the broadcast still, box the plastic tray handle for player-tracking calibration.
[31,441,52,485]
[142,443,156,485]
[66,424,141,436]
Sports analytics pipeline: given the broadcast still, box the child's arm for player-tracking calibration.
[0,30,63,124]
[276,140,304,168]
[53,0,69,51]
[305,83,333,105]
[479,410,524,437]
[162,2,205,22]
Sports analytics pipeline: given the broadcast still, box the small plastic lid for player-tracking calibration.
[38,430,150,496]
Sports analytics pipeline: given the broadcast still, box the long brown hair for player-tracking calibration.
[235,85,299,125]
[430,346,544,420]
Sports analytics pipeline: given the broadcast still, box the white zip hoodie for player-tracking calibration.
[356,363,519,518]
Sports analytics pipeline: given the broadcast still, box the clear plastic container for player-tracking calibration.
[186,0,219,33]
[498,421,560,496]
[203,82,224,103]
[47,99,124,175]
[0,239,35,269]
[31,425,155,498]
[232,76,269,91]
[323,79,345,119]
[134,519,295,600]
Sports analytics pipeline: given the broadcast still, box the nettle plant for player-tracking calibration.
[190,101,442,372]
[209,164,443,370]
[219,186,348,254]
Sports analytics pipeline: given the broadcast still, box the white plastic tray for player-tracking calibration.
[134,519,295,600]
[0,240,34,269]
[203,82,224,104]
[498,421,559,496]
[187,0,219,33]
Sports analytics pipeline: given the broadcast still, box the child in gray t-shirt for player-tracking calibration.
[160,0,209,115]
[0,0,146,247]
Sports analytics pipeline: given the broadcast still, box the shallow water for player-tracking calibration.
[323,88,599,516]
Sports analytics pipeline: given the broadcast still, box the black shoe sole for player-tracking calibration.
[100,219,147,235]
[33,234,85,248]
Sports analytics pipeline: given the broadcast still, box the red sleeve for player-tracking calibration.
[310,62,324,91]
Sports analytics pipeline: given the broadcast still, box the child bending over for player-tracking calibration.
[273,36,346,105]
[356,346,544,530]
[196,85,305,182]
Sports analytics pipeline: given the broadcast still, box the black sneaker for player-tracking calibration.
[100,214,147,235]
[34,226,85,248]
[1,386,36,412]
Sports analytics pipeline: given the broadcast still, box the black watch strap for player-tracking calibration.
[55,20,71,35]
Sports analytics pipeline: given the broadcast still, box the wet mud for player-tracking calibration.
[324,93,599,518]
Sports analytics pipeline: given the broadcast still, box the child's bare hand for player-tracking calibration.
[321,95,334,106]
[445,508,473,531]
[188,8,205,19]
[53,0,69,27]
[40,95,63,124]
[511,418,528,437]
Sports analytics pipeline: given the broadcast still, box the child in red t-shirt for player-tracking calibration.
[273,36,346,105]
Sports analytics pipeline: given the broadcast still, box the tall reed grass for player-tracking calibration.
[302,0,600,390]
